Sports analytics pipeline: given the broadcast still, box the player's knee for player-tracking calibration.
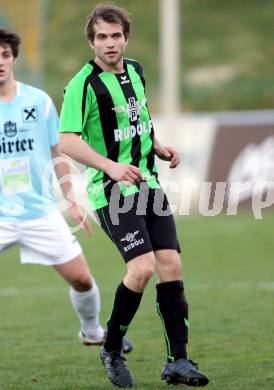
[126,253,156,290]
[136,261,155,283]
[171,258,182,278]
[71,274,92,292]
[142,265,155,281]
[162,254,182,279]
[130,269,153,290]
[128,262,155,288]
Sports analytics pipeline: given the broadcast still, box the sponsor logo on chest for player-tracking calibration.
[112,97,152,141]
[0,120,35,155]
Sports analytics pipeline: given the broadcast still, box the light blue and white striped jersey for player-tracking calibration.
[0,82,59,220]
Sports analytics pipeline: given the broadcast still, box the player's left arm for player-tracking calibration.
[138,61,179,169]
[51,144,92,236]
[154,137,181,168]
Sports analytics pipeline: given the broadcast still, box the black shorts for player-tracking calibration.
[95,186,181,262]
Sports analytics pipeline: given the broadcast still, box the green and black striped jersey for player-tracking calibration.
[59,58,159,210]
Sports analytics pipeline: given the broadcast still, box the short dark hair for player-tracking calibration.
[85,4,131,42]
[0,28,21,57]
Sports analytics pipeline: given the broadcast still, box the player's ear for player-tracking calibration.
[89,40,94,50]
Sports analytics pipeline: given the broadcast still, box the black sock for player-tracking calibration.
[156,280,188,362]
[104,282,143,352]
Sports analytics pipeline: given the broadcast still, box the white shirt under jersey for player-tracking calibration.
[0,82,59,220]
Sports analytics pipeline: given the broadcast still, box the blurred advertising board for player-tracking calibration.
[154,111,274,217]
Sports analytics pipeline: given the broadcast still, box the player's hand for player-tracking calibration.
[155,145,180,168]
[106,162,143,184]
[67,202,92,236]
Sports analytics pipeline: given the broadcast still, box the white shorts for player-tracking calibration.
[0,211,82,266]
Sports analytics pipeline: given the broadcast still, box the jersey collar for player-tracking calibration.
[89,59,128,75]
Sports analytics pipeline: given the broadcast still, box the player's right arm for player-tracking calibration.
[59,73,142,185]
[60,132,142,184]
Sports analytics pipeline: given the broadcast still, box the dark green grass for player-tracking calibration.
[1,213,274,389]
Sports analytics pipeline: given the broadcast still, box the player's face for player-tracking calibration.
[90,20,128,71]
[0,44,16,85]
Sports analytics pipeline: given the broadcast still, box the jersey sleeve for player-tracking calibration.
[125,59,146,88]
[45,96,59,147]
[135,62,146,88]
[59,77,88,133]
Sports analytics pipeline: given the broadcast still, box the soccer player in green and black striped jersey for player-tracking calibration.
[59,4,209,388]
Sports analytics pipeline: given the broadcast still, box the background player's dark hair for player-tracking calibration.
[0,28,21,58]
[86,4,131,42]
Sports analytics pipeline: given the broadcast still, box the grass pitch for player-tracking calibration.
[0,213,274,389]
